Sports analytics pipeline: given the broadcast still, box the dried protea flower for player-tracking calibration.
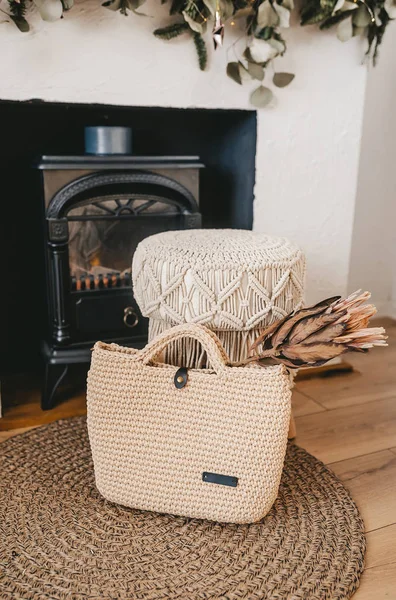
[238,290,387,369]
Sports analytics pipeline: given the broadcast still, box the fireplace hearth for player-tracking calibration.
[0,100,257,415]
[39,155,202,409]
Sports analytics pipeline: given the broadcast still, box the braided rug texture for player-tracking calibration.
[0,417,365,600]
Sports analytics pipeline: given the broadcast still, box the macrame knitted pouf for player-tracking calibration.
[0,418,365,600]
[132,229,306,365]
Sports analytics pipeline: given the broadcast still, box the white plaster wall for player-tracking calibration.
[349,28,396,317]
[0,0,368,303]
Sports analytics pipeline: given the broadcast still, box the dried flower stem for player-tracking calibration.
[231,290,387,369]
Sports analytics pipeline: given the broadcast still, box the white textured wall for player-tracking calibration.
[0,0,368,302]
[349,29,396,317]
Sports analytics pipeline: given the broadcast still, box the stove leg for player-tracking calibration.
[42,363,69,411]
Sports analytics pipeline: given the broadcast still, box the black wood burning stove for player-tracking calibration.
[38,155,203,409]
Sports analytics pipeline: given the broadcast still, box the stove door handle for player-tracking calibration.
[123,307,139,329]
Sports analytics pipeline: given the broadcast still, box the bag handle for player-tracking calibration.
[138,323,230,373]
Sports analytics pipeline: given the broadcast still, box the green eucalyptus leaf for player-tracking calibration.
[337,14,353,41]
[249,38,278,62]
[273,72,295,87]
[273,3,291,27]
[238,61,253,83]
[342,1,359,11]
[268,37,286,54]
[352,4,371,27]
[320,8,355,29]
[61,0,74,9]
[182,10,203,33]
[257,1,279,28]
[333,0,345,13]
[234,7,254,18]
[220,0,234,20]
[250,85,273,108]
[353,25,366,35]
[247,61,265,81]
[282,0,294,11]
[243,47,255,62]
[202,0,216,16]
[227,61,242,85]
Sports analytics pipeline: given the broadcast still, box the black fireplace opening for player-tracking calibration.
[0,100,257,409]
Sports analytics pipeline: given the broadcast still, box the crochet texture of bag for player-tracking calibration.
[87,323,292,524]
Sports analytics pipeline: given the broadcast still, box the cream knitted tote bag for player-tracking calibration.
[87,323,292,524]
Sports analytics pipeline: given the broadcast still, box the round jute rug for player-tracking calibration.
[0,417,365,600]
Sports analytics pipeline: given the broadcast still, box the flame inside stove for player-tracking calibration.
[89,252,102,268]
[70,264,132,292]
[68,218,133,291]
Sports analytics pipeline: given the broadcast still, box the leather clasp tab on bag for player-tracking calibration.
[174,367,188,389]
[202,472,238,487]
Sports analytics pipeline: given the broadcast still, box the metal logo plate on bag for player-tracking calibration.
[202,472,238,487]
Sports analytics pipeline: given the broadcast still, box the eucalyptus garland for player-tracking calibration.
[2,0,395,106]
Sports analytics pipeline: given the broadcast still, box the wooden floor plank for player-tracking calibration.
[295,396,396,464]
[297,370,396,411]
[365,524,396,570]
[329,450,396,532]
[296,350,396,410]
[0,426,37,442]
[296,321,396,411]
[291,389,326,418]
[0,369,87,430]
[351,562,396,600]
[0,393,87,430]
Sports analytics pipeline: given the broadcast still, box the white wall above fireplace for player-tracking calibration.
[0,0,368,303]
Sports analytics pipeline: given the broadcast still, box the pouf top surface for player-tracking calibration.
[134,229,302,269]
[132,229,306,332]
